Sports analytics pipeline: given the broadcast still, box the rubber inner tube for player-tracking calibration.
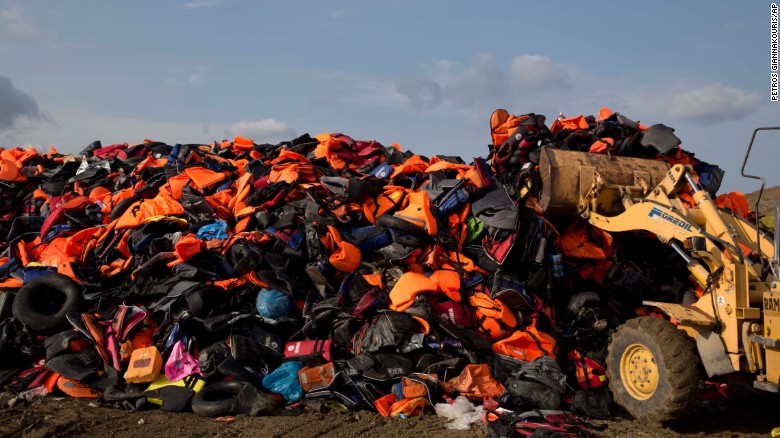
[12,274,82,333]
[191,380,246,417]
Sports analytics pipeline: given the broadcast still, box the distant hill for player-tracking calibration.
[744,185,780,217]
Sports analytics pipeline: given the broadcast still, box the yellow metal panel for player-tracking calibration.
[642,301,716,327]
[763,291,780,384]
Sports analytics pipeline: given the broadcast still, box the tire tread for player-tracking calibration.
[607,316,700,422]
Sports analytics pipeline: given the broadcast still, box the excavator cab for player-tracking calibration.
[740,127,780,283]
[739,127,780,393]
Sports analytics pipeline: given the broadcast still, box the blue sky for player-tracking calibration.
[0,0,778,193]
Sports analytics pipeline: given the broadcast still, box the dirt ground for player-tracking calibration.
[596,405,780,438]
[0,396,485,438]
[0,396,778,438]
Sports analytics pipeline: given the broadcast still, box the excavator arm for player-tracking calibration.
[540,148,776,381]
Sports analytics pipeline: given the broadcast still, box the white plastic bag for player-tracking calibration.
[435,396,484,430]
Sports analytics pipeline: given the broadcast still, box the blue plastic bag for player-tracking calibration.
[256,288,292,319]
[196,220,228,240]
[262,361,304,402]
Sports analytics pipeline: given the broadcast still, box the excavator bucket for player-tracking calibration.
[538,148,670,216]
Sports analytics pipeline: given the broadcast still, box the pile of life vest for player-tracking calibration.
[0,107,758,432]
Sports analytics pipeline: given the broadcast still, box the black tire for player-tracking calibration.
[606,316,700,422]
[191,380,246,417]
[12,274,83,333]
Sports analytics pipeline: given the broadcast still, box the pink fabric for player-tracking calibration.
[105,334,122,371]
[164,341,202,381]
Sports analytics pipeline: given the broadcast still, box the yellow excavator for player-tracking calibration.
[538,127,780,422]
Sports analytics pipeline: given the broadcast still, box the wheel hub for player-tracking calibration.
[620,343,659,400]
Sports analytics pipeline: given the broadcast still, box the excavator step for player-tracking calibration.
[749,334,780,348]
[754,380,780,393]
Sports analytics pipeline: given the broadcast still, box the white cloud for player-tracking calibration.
[0,4,36,37]
[183,0,222,9]
[223,119,296,141]
[429,59,457,71]
[166,68,206,87]
[394,75,442,111]
[392,54,574,113]
[668,83,761,125]
[386,53,760,132]
[442,53,508,109]
[327,10,345,18]
[510,54,571,89]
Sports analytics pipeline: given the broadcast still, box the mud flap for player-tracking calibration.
[693,327,735,377]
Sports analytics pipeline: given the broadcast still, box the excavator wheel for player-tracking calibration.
[606,316,700,422]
